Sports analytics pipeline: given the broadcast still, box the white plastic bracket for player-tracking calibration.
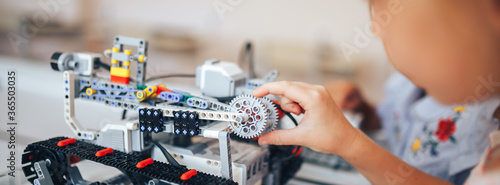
[63,71,96,140]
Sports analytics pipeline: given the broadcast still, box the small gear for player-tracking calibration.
[229,94,270,139]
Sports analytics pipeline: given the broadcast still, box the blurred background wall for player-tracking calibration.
[0,0,394,104]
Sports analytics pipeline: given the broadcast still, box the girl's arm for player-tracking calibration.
[345,129,449,185]
[253,81,450,185]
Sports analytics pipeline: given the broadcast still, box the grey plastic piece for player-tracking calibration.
[150,130,269,185]
[33,161,54,185]
[111,35,148,85]
[263,70,279,82]
[131,129,146,152]
[196,60,246,97]
[219,131,233,180]
[78,76,141,110]
[95,129,125,152]
[51,53,101,76]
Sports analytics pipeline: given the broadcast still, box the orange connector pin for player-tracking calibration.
[156,85,173,94]
[136,158,154,168]
[57,138,76,147]
[95,148,114,157]
[180,169,198,180]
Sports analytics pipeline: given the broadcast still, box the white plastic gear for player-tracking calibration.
[229,94,270,139]
[259,96,279,134]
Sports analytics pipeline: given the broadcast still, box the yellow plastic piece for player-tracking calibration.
[145,86,157,96]
[123,61,131,66]
[106,49,111,53]
[110,67,130,77]
[139,55,146,63]
[86,88,97,96]
[136,91,147,101]
[111,59,119,64]
[112,47,120,52]
[136,86,158,101]
[124,49,132,55]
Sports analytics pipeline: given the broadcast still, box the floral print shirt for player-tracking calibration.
[377,72,500,182]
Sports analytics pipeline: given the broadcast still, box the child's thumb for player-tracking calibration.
[258,129,301,146]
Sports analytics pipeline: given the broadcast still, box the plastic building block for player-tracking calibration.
[228,94,278,139]
[138,55,146,63]
[181,169,198,180]
[22,137,238,185]
[136,90,147,101]
[110,67,131,84]
[110,66,130,77]
[156,85,172,93]
[95,148,114,157]
[160,91,184,102]
[136,158,154,168]
[173,111,200,136]
[104,36,148,85]
[196,59,246,97]
[27,35,303,185]
[85,88,97,96]
[138,108,164,133]
[57,138,76,147]
[136,85,172,102]
[50,52,101,76]
[186,97,210,109]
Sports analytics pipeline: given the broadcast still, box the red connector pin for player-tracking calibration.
[156,85,173,93]
[57,138,76,147]
[69,156,81,164]
[292,147,303,157]
[95,148,114,157]
[136,158,154,168]
[180,169,198,180]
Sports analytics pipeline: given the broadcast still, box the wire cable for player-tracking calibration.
[145,74,196,83]
[274,103,299,126]
[276,146,302,163]
[273,103,301,162]
[151,140,180,167]
[99,62,111,71]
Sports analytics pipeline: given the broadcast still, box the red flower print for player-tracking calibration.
[434,118,456,142]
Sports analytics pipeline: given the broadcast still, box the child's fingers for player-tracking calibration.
[258,129,302,146]
[283,103,303,115]
[253,81,310,106]
[280,96,303,115]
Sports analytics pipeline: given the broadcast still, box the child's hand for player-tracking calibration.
[254,81,450,185]
[325,80,381,130]
[253,81,358,155]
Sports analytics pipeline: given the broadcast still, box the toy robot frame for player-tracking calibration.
[21,35,303,185]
